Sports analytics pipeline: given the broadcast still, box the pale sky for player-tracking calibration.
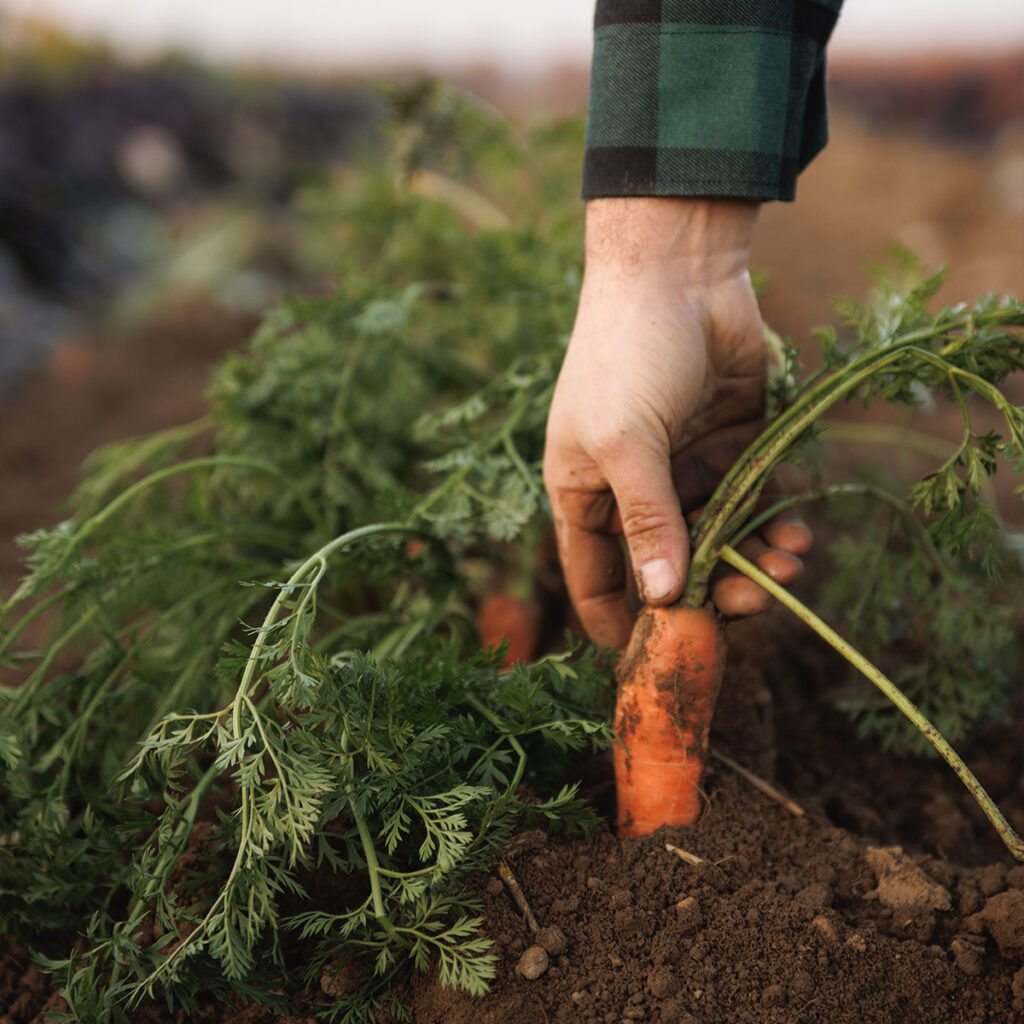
[5,0,1024,72]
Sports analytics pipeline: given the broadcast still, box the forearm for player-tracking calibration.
[547,3,832,645]
[582,197,760,285]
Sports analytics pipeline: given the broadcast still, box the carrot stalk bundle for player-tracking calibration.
[614,605,725,836]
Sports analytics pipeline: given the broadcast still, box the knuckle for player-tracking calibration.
[618,501,675,540]
[757,550,804,583]
[589,424,633,464]
[713,576,771,617]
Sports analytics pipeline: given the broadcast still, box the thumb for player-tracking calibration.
[605,448,690,606]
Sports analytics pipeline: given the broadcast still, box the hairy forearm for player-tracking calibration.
[582,197,760,284]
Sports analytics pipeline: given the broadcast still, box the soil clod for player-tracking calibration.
[515,945,550,980]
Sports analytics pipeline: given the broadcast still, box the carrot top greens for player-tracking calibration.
[689,255,1024,758]
[1,85,610,1022]
[2,84,1023,1018]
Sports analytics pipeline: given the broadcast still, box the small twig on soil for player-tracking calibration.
[665,843,705,866]
[498,859,540,931]
[711,750,805,818]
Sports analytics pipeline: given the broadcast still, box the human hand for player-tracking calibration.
[543,198,811,650]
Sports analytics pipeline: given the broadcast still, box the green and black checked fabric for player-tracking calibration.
[583,0,844,201]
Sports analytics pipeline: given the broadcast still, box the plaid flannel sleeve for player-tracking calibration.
[582,0,844,201]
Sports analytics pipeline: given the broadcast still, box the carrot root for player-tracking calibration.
[476,592,540,668]
[614,605,726,836]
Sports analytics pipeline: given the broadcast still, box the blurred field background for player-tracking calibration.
[1,3,1022,591]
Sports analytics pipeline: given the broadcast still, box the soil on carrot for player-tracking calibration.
[2,613,1022,1024]
[613,606,726,835]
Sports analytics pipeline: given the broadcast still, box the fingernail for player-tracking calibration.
[640,559,678,602]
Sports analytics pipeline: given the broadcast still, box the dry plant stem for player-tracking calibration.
[498,859,540,931]
[718,543,1024,862]
[710,750,805,818]
[665,843,705,866]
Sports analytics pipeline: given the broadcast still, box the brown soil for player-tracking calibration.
[404,616,1024,1024]
[0,300,257,596]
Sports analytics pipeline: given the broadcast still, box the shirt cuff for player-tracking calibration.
[582,0,843,202]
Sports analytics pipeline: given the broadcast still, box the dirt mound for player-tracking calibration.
[409,800,1021,1024]
[404,619,1024,1024]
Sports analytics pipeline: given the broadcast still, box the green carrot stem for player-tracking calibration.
[0,585,73,660]
[686,307,1023,602]
[718,543,1024,862]
[35,650,130,773]
[687,348,908,600]
[9,605,99,714]
[130,522,445,995]
[822,420,1006,520]
[821,420,953,460]
[465,693,527,797]
[232,523,443,728]
[338,723,388,920]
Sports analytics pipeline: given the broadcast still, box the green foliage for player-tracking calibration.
[45,633,607,1016]
[820,491,1020,754]
[2,79,1024,1017]
[692,247,1024,753]
[0,84,602,1018]
[413,352,558,541]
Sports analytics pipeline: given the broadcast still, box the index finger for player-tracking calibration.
[549,488,634,651]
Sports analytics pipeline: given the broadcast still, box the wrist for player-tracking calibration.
[583,197,759,285]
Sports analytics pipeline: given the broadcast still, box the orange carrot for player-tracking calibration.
[614,604,726,836]
[476,592,540,668]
